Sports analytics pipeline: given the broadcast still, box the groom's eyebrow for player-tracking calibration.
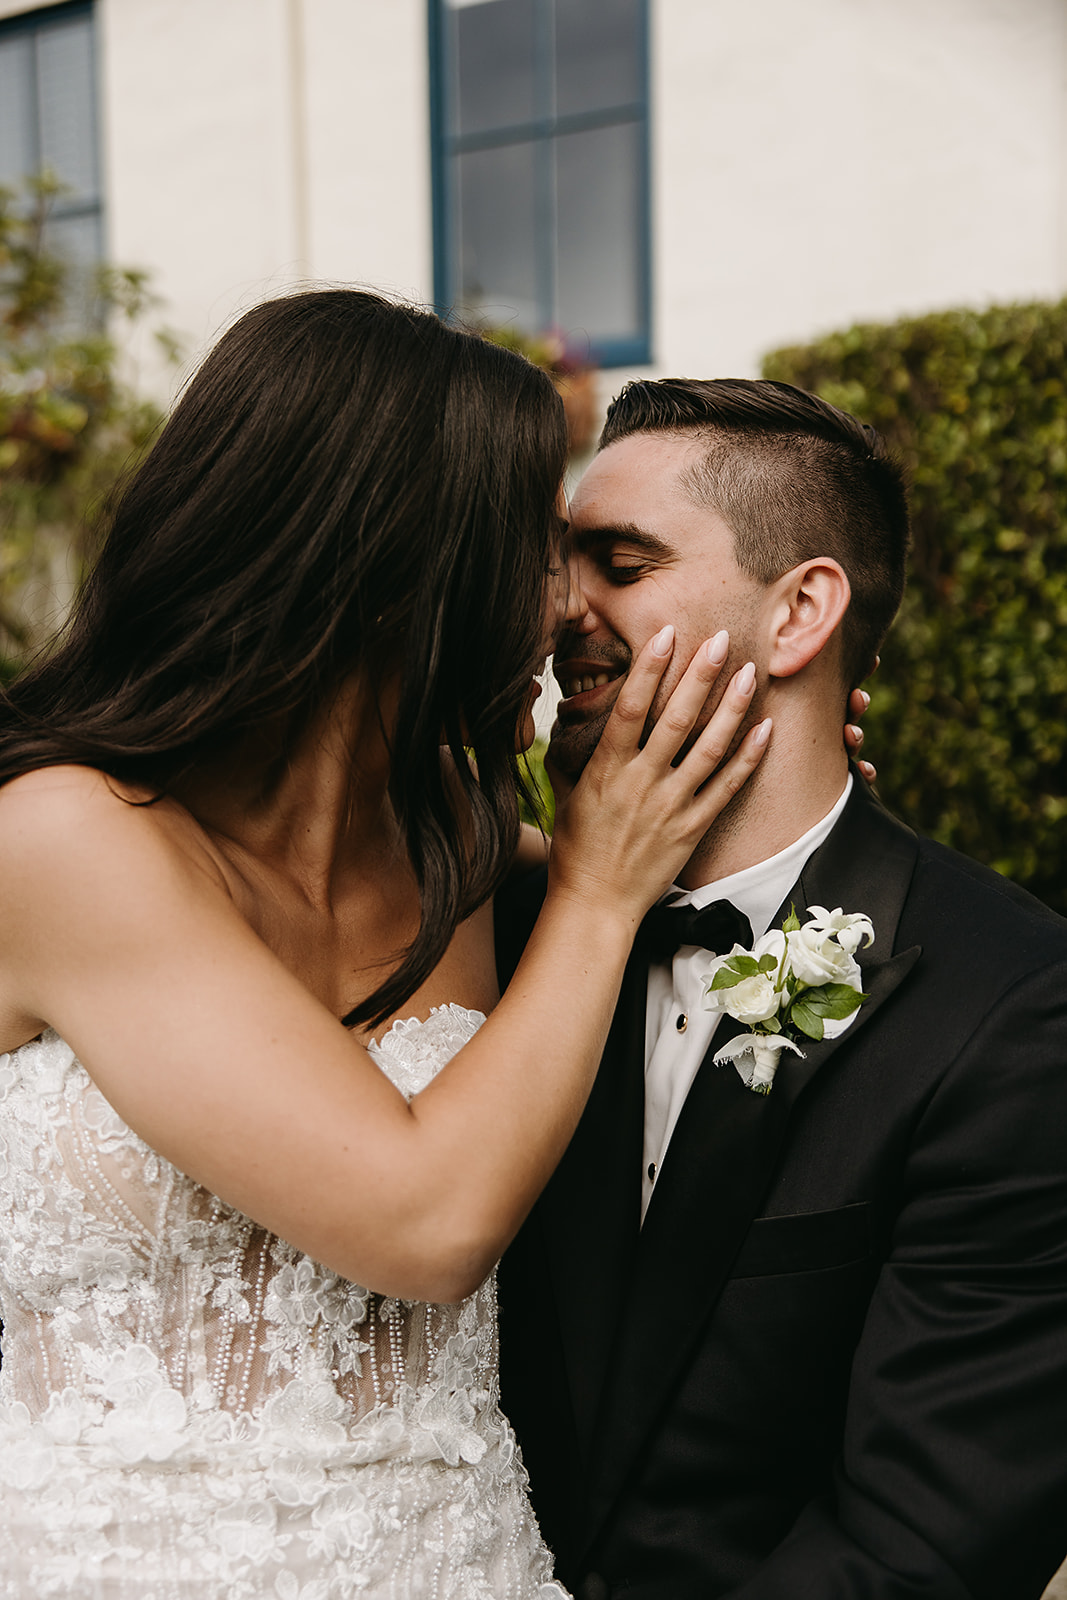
[572,522,675,559]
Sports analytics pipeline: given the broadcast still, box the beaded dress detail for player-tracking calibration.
[0,1006,567,1598]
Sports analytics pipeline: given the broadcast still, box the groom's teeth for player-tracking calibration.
[561,672,615,696]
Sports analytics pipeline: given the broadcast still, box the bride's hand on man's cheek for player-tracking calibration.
[545,678,880,804]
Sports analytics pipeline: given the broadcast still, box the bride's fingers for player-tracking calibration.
[643,648,755,776]
[637,630,734,767]
[592,623,680,762]
[686,716,771,829]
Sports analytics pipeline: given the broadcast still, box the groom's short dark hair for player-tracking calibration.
[599,377,910,690]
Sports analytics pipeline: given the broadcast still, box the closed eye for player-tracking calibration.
[575,524,675,584]
[604,560,651,584]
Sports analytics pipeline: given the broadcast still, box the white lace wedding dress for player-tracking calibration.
[0,1006,567,1599]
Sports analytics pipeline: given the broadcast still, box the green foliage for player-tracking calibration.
[791,984,864,1043]
[764,300,1067,912]
[480,324,572,375]
[0,172,168,676]
[519,737,555,831]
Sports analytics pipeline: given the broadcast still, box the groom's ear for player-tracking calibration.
[764,557,851,680]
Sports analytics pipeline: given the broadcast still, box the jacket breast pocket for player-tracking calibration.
[729,1201,871,1278]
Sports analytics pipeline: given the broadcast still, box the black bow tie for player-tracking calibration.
[637,898,753,965]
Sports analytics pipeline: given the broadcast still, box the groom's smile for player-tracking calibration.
[553,641,631,713]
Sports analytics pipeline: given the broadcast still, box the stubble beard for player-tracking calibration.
[547,702,614,783]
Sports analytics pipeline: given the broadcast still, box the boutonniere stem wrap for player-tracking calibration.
[702,905,874,1094]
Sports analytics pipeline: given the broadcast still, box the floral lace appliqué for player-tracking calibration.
[0,1009,569,1598]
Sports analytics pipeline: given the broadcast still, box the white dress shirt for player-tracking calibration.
[641,776,853,1221]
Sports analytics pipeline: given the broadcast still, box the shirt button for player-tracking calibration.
[647,1162,657,1182]
[675,1013,688,1033]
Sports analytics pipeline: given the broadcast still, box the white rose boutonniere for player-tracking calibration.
[702,905,874,1094]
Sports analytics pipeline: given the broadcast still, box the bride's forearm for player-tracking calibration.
[404,887,636,1297]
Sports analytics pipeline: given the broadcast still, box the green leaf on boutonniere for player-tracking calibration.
[730,955,764,976]
[710,967,746,990]
[782,905,801,933]
[790,1000,826,1040]
[805,983,868,1020]
[790,983,868,1041]
[757,954,778,974]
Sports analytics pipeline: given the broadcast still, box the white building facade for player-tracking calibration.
[1,0,1066,402]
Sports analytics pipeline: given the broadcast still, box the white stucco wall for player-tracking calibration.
[648,0,1067,382]
[6,0,1067,402]
[96,0,432,396]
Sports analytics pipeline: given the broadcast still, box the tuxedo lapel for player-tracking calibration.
[581,777,923,1546]
[753,776,925,1111]
[536,945,647,1462]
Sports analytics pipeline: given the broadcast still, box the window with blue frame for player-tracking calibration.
[431,0,650,367]
[0,1,102,268]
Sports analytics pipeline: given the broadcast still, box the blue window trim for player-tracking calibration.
[0,0,103,242]
[0,0,94,40]
[428,0,652,368]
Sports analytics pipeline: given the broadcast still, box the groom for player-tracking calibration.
[496,379,1067,1600]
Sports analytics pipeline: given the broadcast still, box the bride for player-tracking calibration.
[0,290,771,1597]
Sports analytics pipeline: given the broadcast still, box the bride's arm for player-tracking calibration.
[0,632,766,1303]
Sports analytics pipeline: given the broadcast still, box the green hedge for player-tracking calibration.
[763,301,1067,913]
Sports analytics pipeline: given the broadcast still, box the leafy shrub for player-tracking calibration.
[0,173,169,678]
[764,301,1067,911]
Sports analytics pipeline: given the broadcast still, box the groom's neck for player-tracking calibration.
[677,724,849,892]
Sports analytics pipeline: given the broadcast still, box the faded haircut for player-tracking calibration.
[599,377,910,689]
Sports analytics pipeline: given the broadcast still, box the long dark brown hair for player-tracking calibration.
[0,289,568,1026]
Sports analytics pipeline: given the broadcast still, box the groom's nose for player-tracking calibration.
[562,555,597,634]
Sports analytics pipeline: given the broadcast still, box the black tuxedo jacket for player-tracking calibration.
[495,779,1067,1600]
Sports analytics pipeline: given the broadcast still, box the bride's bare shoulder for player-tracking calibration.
[0,765,226,892]
[0,767,233,1053]
[0,762,154,809]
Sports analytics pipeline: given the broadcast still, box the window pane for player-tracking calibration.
[554,0,642,118]
[36,14,99,200]
[43,206,102,269]
[555,120,641,343]
[449,0,540,137]
[42,206,104,325]
[0,33,36,188]
[455,141,541,327]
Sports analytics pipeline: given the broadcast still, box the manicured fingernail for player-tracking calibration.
[736,661,756,694]
[753,716,772,747]
[859,691,871,710]
[651,624,675,657]
[848,724,863,742]
[704,629,729,665]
